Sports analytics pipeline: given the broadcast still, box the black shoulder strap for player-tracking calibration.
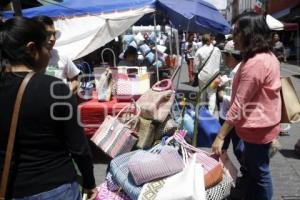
[197,47,215,74]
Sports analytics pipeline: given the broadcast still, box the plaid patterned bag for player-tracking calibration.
[91,104,140,158]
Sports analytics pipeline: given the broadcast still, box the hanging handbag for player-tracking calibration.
[96,69,113,102]
[137,79,175,122]
[91,103,140,158]
[0,72,35,200]
[280,76,300,123]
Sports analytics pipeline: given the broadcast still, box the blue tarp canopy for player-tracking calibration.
[157,0,231,34]
[3,0,230,34]
[3,0,156,18]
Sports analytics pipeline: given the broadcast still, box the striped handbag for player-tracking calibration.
[91,104,140,158]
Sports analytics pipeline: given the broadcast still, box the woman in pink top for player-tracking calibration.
[212,12,281,200]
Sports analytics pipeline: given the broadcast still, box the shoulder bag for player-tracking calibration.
[0,72,35,199]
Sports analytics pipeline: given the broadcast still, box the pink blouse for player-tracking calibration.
[226,52,281,144]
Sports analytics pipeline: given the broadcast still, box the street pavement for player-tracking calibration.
[92,61,300,200]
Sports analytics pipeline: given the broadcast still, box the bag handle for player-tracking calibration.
[101,48,116,67]
[115,102,141,127]
[152,79,172,92]
[0,72,35,199]
[173,131,212,156]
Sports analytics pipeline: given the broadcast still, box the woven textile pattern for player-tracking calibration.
[110,151,143,200]
[96,181,131,200]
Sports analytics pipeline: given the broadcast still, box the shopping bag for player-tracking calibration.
[219,152,238,187]
[174,133,223,189]
[280,77,300,123]
[138,154,206,200]
[205,173,232,200]
[128,146,184,185]
[137,79,175,122]
[114,66,150,101]
[91,104,140,158]
[136,117,155,149]
[96,69,113,102]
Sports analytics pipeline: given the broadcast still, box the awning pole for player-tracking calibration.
[154,12,160,81]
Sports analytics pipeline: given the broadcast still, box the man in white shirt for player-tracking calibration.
[193,34,221,114]
[33,16,80,93]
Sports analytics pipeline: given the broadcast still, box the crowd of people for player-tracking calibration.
[0,11,294,200]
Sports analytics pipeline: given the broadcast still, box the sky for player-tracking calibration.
[202,0,227,10]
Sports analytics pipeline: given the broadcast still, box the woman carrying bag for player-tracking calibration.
[0,17,97,199]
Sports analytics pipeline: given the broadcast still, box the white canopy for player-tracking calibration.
[266,14,284,31]
[54,7,154,60]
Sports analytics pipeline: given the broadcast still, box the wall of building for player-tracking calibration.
[268,0,299,14]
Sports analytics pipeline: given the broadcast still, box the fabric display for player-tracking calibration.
[121,30,174,69]
[156,45,167,54]
[145,52,155,64]
[123,35,134,45]
[134,32,145,46]
[136,117,155,149]
[159,34,168,46]
[138,154,206,200]
[129,40,138,49]
[139,44,151,56]
[113,66,150,101]
[128,146,184,185]
[153,60,164,68]
[107,132,234,200]
[137,79,175,123]
[109,151,143,200]
[96,181,131,200]
[90,104,140,158]
[96,69,113,102]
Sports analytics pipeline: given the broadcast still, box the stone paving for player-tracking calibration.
[92,62,300,200]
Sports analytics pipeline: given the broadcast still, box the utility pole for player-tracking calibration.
[11,0,22,16]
